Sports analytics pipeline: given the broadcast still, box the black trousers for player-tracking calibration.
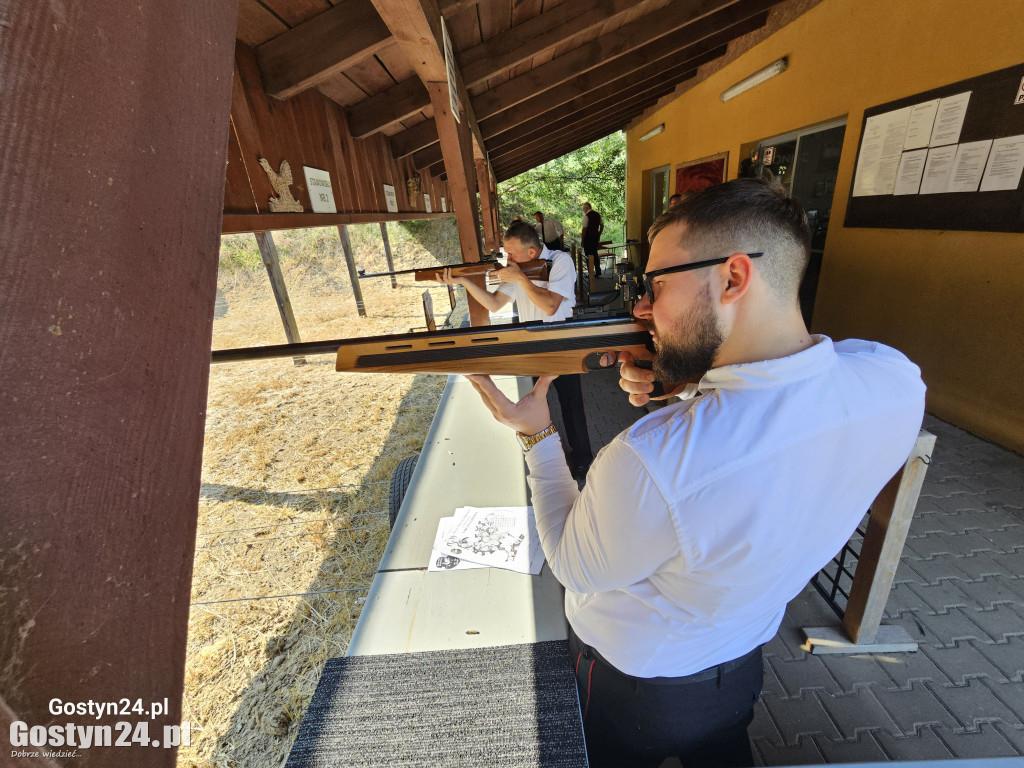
[535,374,592,471]
[583,240,601,276]
[569,628,764,768]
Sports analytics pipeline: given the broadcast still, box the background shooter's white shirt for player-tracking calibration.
[524,336,927,678]
[495,246,576,323]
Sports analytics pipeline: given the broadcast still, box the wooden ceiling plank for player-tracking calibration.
[348,77,430,137]
[486,63,704,153]
[473,0,752,119]
[481,9,767,140]
[259,0,332,27]
[256,0,394,99]
[236,0,288,47]
[315,73,372,106]
[345,0,654,138]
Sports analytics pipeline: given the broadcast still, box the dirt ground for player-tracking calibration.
[179,223,461,768]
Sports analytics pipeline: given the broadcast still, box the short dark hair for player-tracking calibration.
[649,178,811,300]
[505,220,541,249]
[533,210,543,217]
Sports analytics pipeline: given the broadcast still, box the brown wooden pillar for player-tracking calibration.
[476,159,499,254]
[428,84,489,326]
[380,222,398,289]
[337,225,368,317]
[0,2,237,767]
[255,231,306,364]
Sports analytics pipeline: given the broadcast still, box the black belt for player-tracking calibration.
[571,630,761,687]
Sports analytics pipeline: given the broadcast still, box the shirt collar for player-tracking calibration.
[538,244,552,259]
[699,335,836,392]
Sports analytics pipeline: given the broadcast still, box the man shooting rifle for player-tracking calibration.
[463,178,926,767]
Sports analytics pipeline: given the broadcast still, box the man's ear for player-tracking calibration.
[720,253,755,305]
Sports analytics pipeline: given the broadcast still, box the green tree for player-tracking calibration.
[497,132,626,245]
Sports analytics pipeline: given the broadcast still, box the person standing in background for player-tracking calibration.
[581,202,604,277]
[533,210,565,251]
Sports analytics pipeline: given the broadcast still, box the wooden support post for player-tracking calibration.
[422,290,437,332]
[476,158,499,253]
[803,430,937,654]
[254,231,306,365]
[337,225,368,317]
[380,222,398,289]
[0,2,236,764]
[428,82,488,326]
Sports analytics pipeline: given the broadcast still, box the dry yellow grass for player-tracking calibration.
[180,223,460,768]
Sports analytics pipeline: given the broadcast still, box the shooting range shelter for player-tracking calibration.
[2,0,1022,765]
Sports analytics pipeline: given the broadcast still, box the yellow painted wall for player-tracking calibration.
[626,0,1024,453]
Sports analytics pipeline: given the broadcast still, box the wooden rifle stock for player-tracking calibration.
[412,259,548,283]
[334,316,651,376]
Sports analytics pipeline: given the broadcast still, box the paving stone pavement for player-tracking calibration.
[563,370,1024,763]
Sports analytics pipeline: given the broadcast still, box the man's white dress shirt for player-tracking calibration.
[496,246,576,323]
[525,336,926,677]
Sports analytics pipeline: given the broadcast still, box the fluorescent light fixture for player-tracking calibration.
[638,123,665,142]
[720,57,788,102]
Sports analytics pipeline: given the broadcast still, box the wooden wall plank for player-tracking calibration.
[237,0,288,47]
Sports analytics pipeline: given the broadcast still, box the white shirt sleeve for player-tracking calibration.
[525,435,680,593]
[544,252,576,301]
[581,215,588,232]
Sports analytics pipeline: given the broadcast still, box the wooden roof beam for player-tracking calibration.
[480,8,769,141]
[257,0,393,100]
[391,0,771,160]
[352,0,648,139]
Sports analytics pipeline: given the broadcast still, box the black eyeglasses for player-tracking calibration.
[641,253,763,303]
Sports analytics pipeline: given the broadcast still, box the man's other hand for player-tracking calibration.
[492,260,529,286]
[600,350,685,407]
[465,375,554,435]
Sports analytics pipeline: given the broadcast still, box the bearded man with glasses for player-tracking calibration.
[465,178,925,767]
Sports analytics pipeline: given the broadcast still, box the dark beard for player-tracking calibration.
[651,284,723,384]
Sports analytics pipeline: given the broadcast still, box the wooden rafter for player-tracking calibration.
[349,0,648,138]
[391,0,770,163]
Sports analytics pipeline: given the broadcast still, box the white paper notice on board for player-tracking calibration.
[929,92,971,147]
[441,197,447,212]
[383,184,398,213]
[852,107,911,196]
[893,149,929,195]
[903,100,940,150]
[919,145,958,194]
[424,194,432,213]
[979,134,1024,192]
[947,140,993,193]
[302,166,337,214]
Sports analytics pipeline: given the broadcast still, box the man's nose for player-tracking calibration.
[632,295,653,319]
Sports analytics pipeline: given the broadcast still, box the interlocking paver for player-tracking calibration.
[819,653,893,692]
[934,722,1022,758]
[976,524,1024,550]
[904,580,977,614]
[887,583,929,613]
[810,731,890,763]
[901,555,973,584]
[920,640,1009,684]
[992,721,1024,754]
[767,655,843,698]
[943,552,1017,582]
[753,735,827,766]
[761,658,787,699]
[870,681,962,732]
[873,725,955,760]
[975,638,1024,681]
[816,687,901,740]
[748,704,783,745]
[980,679,1024,720]
[874,643,952,688]
[911,606,991,645]
[907,530,1003,558]
[961,603,1024,640]
[759,691,844,745]
[938,678,1024,729]
[986,548,1024,577]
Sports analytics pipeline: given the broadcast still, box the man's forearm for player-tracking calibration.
[460,278,509,312]
[519,281,560,315]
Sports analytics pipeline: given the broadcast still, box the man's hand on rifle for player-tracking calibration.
[465,375,555,435]
[601,350,689,407]
[491,260,530,287]
[434,267,470,287]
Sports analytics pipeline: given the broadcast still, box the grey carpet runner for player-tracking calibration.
[285,639,588,768]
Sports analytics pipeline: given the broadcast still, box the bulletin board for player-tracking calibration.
[675,153,728,195]
[844,63,1024,232]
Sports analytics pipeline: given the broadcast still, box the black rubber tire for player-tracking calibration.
[388,455,419,529]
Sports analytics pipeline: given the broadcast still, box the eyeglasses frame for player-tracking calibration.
[641,252,763,303]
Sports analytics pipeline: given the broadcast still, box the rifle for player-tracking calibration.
[358,251,549,283]
[210,315,657,379]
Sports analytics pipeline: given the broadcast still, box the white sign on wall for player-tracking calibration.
[424,194,432,213]
[383,184,398,213]
[302,166,337,213]
[441,197,447,212]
